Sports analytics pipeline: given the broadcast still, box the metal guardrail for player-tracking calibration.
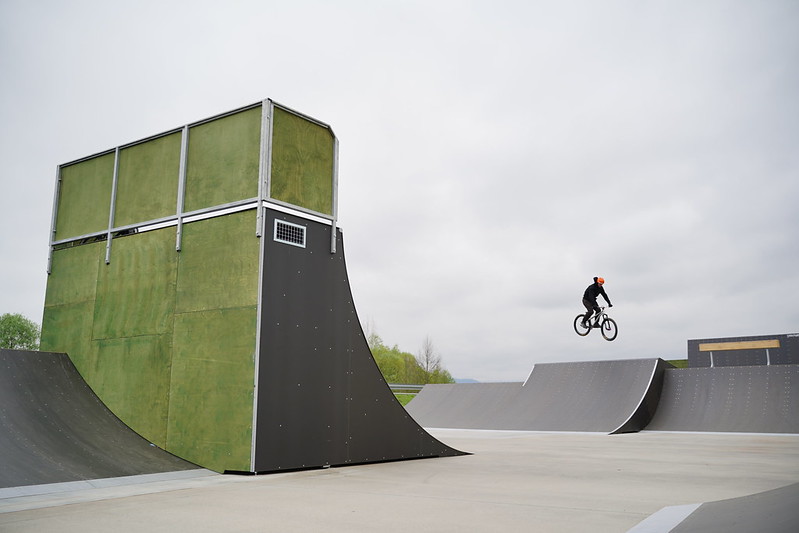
[388,384,424,393]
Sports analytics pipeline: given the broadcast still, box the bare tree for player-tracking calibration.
[416,335,442,382]
[364,318,381,350]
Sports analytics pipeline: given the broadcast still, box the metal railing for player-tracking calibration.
[388,384,424,394]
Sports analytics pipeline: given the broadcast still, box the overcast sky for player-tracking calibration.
[1,1,797,382]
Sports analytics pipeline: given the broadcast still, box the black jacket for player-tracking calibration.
[583,282,611,305]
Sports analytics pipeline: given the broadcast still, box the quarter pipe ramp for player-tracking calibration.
[406,359,667,433]
[0,349,200,489]
[644,364,799,433]
[408,360,799,435]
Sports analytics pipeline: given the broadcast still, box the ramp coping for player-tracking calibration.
[522,364,535,386]
[610,359,660,434]
[626,503,701,532]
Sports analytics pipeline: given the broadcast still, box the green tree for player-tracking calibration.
[0,313,41,350]
[368,333,415,383]
[367,330,454,385]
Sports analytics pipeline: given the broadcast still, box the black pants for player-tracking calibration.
[582,298,600,323]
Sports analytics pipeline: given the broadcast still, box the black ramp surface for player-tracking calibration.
[406,359,666,433]
[645,365,799,433]
[522,359,665,433]
[0,349,200,489]
[671,482,799,533]
[404,382,524,430]
[253,210,464,472]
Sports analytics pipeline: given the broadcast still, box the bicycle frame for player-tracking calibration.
[591,306,610,326]
[574,306,618,341]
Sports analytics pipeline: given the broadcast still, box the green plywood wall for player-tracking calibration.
[52,102,335,242]
[92,334,173,445]
[41,213,259,471]
[170,306,256,472]
[41,242,104,374]
[175,212,260,313]
[270,107,335,215]
[42,100,336,472]
[89,228,178,443]
[170,211,260,471]
[115,132,181,226]
[93,229,178,340]
[184,107,261,211]
[55,153,115,240]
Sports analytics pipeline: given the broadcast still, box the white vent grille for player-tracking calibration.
[274,220,306,248]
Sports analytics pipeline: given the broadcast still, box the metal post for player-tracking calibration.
[104,147,121,264]
[176,125,189,251]
[251,101,273,470]
[47,166,63,274]
[257,99,271,238]
[330,135,339,254]
[263,99,275,222]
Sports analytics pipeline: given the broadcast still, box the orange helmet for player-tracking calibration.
[597,277,605,284]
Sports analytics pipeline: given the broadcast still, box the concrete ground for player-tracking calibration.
[1,430,798,532]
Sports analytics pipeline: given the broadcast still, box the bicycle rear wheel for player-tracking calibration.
[601,318,618,341]
[574,314,591,336]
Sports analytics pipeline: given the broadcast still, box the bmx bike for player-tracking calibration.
[573,306,618,341]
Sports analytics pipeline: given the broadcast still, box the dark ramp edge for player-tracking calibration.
[670,482,799,533]
[252,213,465,472]
[0,349,200,489]
[611,359,670,434]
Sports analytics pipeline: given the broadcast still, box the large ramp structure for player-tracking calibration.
[408,360,799,435]
[644,365,799,433]
[0,349,200,489]
[39,100,463,474]
[406,359,668,434]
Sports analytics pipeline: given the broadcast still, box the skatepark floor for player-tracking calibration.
[1,429,798,532]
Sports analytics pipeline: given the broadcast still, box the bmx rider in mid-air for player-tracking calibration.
[582,277,612,328]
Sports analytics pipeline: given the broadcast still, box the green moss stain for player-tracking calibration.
[93,335,173,445]
[93,228,177,340]
[170,307,256,472]
[43,243,103,307]
[41,243,104,378]
[270,107,334,215]
[168,209,259,470]
[185,107,261,211]
[115,133,181,226]
[175,211,260,313]
[55,153,115,240]
[40,300,97,379]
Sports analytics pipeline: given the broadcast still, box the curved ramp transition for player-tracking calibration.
[406,359,666,433]
[0,349,200,489]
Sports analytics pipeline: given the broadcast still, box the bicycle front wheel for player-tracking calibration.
[601,318,618,341]
[574,314,591,336]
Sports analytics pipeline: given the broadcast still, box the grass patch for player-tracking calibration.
[394,393,415,406]
[666,359,689,368]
